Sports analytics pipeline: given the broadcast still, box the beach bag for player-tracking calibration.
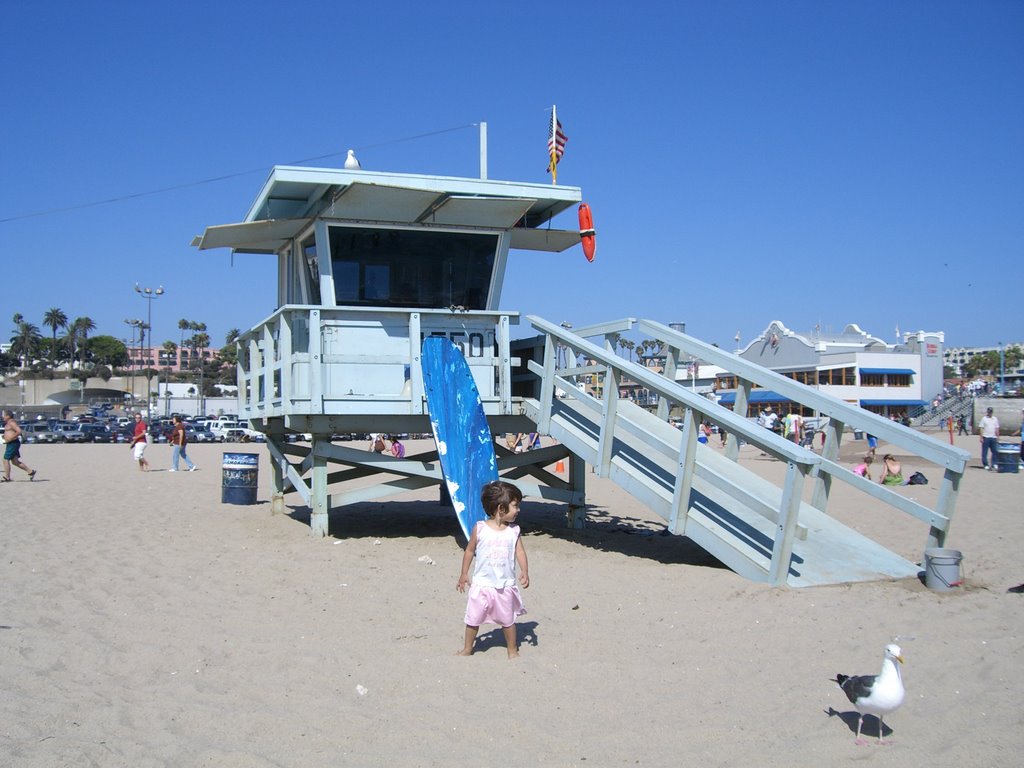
[907,471,928,485]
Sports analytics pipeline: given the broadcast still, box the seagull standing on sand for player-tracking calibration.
[833,643,905,745]
[344,149,361,170]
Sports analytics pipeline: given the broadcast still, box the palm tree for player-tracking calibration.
[72,317,96,369]
[225,328,241,346]
[10,321,42,369]
[178,318,191,355]
[42,307,68,375]
[162,340,178,380]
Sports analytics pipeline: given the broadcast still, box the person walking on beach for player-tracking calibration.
[782,411,802,444]
[456,480,530,659]
[2,409,36,482]
[979,407,1000,471]
[129,412,150,472]
[168,415,196,472]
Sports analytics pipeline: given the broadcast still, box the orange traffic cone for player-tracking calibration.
[554,459,565,473]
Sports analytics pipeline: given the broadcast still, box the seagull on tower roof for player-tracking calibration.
[344,149,361,170]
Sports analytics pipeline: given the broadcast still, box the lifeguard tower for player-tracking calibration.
[194,154,970,588]
[192,161,586,538]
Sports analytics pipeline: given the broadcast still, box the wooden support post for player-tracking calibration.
[309,435,329,537]
[536,334,557,433]
[279,312,292,413]
[656,344,679,422]
[810,417,844,512]
[566,452,587,528]
[726,380,752,462]
[929,467,961,549]
[768,462,806,586]
[269,431,286,516]
[496,314,511,414]
[668,408,699,534]
[595,364,619,478]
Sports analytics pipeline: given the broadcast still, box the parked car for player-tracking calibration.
[21,423,59,444]
[52,422,87,443]
[78,424,116,443]
[188,427,221,443]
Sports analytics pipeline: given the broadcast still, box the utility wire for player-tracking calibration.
[0,122,479,225]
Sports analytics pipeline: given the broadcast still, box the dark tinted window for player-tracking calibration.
[329,226,497,309]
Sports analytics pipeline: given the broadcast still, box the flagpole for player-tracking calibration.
[479,121,487,179]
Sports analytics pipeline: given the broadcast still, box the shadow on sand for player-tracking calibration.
[283,497,729,572]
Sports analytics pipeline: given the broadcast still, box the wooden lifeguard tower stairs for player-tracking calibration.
[193,161,969,588]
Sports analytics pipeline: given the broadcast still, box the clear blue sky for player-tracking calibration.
[2,0,1021,351]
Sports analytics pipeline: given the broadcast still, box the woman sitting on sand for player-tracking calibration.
[879,454,904,486]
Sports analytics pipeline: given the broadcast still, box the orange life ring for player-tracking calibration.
[578,202,596,262]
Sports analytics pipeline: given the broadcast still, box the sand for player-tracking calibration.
[2,433,1022,767]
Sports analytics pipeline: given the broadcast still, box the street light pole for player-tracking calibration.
[135,284,164,420]
[999,341,1005,395]
[123,319,143,407]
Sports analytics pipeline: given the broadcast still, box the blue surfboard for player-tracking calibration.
[421,337,499,539]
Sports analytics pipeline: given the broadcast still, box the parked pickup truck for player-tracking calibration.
[208,419,241,439]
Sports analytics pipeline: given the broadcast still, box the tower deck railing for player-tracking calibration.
[236,305,518,425]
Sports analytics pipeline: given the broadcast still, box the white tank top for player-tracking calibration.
[471,521,520,588]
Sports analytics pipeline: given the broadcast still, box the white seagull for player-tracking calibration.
[833,643,905,745]
[344,149,361,170]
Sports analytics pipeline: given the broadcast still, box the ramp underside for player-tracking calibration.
[524,396,919,587]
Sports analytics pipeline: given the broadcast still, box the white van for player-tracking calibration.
[208,419,241,439]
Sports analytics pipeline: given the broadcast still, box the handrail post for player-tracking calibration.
[668,407,698,534]
[247,335,260,417]
[657,342,679,421]
[261,323,274,411]
[408,312,424,414]
[769,461,806,585]
[930,468,960,549]
[810,417,844,511]
[595,363,620,477]
[279,311,293,415]
[497,314,511,413]
[726,379,752,461]
[309,309,323,411]
[536,333,557,433]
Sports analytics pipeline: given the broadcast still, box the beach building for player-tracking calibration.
[714,321,944,419]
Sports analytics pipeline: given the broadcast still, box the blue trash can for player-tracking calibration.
[996,443,1020,474]
[222,452,259,504]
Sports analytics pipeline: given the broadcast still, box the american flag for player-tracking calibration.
[547,106,567,183]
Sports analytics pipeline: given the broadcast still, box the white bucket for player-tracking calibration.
[924,548,964,592]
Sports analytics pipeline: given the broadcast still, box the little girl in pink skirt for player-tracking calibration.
[456,480,530,659]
